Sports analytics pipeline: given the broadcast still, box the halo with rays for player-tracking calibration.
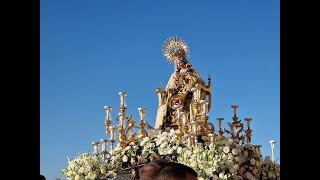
[162,36,189,63]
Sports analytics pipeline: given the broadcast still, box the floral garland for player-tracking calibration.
[62,130,280,180]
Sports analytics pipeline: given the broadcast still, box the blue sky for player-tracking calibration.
[40,1,279,179]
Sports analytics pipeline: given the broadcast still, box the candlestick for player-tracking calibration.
[104,106,112,120]
[217,118,224,131]
[119,92,127,107]
[100,139,108,152]
[92,142,100,154]
[269,140,276,162]
[138,107,147,121]
[244,118,252,129]
[208,133,215,145]
[110,127,115,141]
[118,113,124,126]
[231,105,239,116]
[229,124,235,134]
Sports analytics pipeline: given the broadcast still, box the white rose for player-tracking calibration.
[122,155,128,162]
[75,175,80,180]
[235,156,241,162]
[190,161,197,168]
[78,167,84,174]
[167,149,173,154]
[125,146,131,151]
[219,172,224,179]
[232,148,239,155]
[222,154,227,161]
[212,175,218,180]
[250,158,256,165]
[233,164,239,170]
[223,146,230,153]
[177,147,183,154]
[67,170,73,177]
[255,160,261,167]
[160,142,167,149]
[140,141,146,147]
[243,151,248,157]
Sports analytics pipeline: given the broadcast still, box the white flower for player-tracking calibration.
[140,141,146,147]
[160,142,167,149]
[252,168,259,175]
[223,146,230,153]
[122,155,128,162]
[232,148,239,155]
[125,145,131,151]
[78,167,84,174]
[243,151,248,157]
[167,148,173,154]
[198,177,205,180]
[233,164,239,170]
[235,156,241,162]
[212,175,218,180]
[177,147,183,154]
[219,172,224,179]
[66,170,73,177]
[250,158,256,165]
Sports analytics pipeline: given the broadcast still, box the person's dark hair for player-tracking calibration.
[40,175,46,180]
[139,159,169,180]
[153,162,197,180]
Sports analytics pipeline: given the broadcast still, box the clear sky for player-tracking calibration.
[40,1,279,179]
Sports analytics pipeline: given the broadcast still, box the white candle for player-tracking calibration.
[138,108,146,121]
[119,92,127,107]
[110,127,115,140]
[92,142,99,154]
[208,133,215,145]
[104,106,112,120]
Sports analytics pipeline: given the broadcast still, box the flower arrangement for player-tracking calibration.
[61,152,117,180]
[62,130,280,180]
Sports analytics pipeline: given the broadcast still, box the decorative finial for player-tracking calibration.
[163,36,189,63]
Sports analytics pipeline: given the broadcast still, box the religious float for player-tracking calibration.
[62,37,280,180]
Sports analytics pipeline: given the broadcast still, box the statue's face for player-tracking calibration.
[177,60,186,68]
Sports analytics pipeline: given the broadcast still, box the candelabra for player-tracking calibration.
[95,92,255,155]
[92,92,155,157]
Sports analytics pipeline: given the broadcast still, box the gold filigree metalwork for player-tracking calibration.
[163,36,189,63]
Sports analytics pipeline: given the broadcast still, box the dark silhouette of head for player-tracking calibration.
[40,175,46,180]
[139,159,170,180]
[153,162,197,180]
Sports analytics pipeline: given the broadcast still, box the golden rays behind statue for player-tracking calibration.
[163,36,189,63]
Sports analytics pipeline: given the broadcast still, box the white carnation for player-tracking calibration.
[250,158,256,165]
[122,155,128,162]
[232,148,239,155]
[125,146,131,151]
[243,151,248,157]
[219,172,224,179]
[223,146,230,153]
